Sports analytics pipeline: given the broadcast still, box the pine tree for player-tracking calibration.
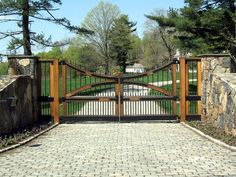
[110,15,136,73]
[146,0,236,59]
[0,0,91,55]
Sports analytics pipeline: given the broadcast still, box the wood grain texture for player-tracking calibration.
[197,61,202,116]
[180,57,186,122]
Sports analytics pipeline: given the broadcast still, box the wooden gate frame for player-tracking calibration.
[180,57,202,122]
[59,60,178,121]
[37,59,59,123]
[39,58,202,123]
[50,60,59,123]
[60,60,119,121]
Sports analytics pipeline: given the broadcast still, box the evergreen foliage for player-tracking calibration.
[110,15,136,73]
[146,0,236,59]
[128,34,143,65]
[0,62,8,75]
[0,0,91,55]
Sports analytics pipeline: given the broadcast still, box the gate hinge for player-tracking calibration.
[59,60,66,65]
[175,96,180,101]
[59,97,66,103]
[38,96,54,102]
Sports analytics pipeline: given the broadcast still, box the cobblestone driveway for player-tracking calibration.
[0,123,235,177]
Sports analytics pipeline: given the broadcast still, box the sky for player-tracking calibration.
[0,0,185,57]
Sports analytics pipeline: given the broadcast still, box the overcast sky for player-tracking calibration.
[0,0,185,56]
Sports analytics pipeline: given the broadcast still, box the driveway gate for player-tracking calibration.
[38,57,202,122]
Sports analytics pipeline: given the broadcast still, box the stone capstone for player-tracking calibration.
[8,56,37,77]
[18,59,30,67]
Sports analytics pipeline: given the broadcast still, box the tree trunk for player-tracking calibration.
[105,59,109,74]
[22,0,32,55]
[159,28,173,61]
[121,57,127,73]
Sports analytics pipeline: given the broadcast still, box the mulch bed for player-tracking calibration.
[0,120,53,150]
[187,121,236,147]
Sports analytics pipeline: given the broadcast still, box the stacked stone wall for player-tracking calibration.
[201,56,236,135]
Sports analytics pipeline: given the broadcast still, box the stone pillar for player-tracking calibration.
[0,76,33,135]
[8,55,40,123]
[8,55,39,76]
[200,55,231,121]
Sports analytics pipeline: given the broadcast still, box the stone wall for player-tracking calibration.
[201,55,236,135]
[8,56,40,125]
[201,56,231,118]
[204,73,236,135]
[0,56,40,135]
[8,56,37,76]
[0,75,34,135]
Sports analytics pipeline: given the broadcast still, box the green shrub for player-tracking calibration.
[0,62,8,75]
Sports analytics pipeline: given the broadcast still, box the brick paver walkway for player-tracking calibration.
[0,123,235,177]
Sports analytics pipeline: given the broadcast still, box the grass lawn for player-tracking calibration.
[151,82,198,115]
[40,64,198,117]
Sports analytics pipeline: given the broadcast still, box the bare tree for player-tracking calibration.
[145,9,176,62]
[81,1,120,74]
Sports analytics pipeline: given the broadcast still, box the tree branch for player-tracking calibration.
[30,15,55,22]
[31,37,70,47]
[0,19,21,23]
[0,31,22,40]
[0,12,21,16]
[43,7,93,34]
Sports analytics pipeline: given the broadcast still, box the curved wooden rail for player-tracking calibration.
[66,81,116,97]
[122,59,177,80]
[122,81,173,96]
[62,59,176,98]
[61,59,177,80]
[66,80,173,98]
[63,61,117,80]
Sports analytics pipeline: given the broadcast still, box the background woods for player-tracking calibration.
[0,0,235,73]
[146,0,236,61]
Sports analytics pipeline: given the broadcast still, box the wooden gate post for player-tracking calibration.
[171,61,177,116]
[62,62,67,116]
[50,60,59,123]
[36,59,42,120]
[119,82,124,117]
[50,62,54,120]
[197,61,202,116]
[115,83,119,117]
[115,73,123,121]
[180,57,186,122]
[185,64,189,115]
